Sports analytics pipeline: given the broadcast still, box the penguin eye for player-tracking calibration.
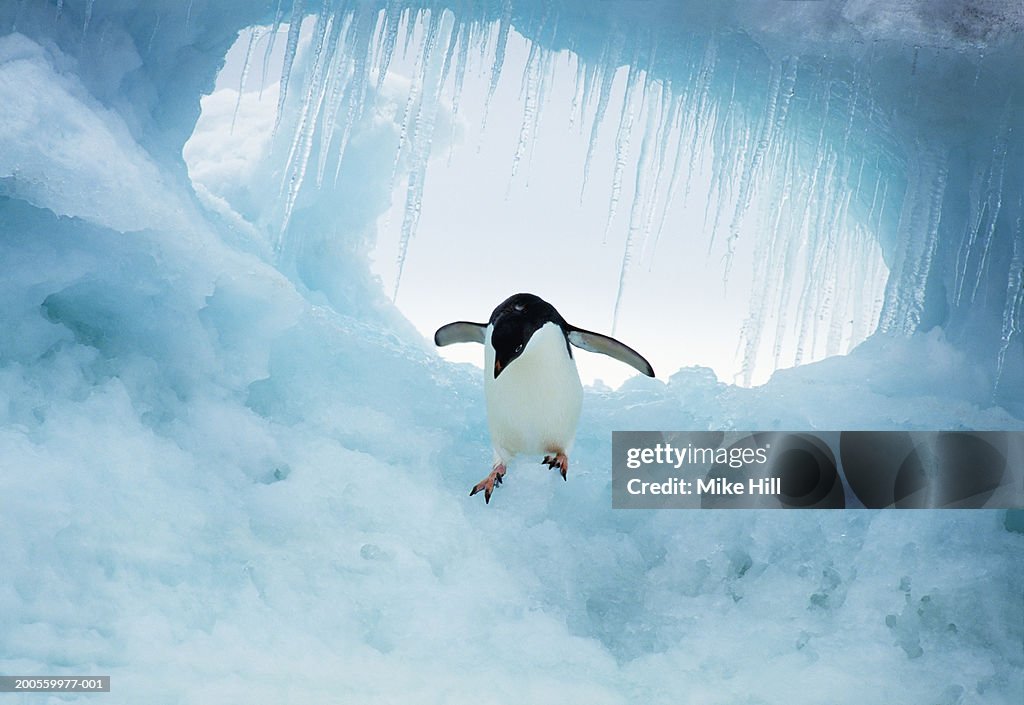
[514,304,525,312]
[515,344,523,353]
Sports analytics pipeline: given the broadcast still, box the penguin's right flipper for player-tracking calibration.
[567,328,655,377]
[434,321,487,347]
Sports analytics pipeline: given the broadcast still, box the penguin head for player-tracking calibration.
[488,293,570,378]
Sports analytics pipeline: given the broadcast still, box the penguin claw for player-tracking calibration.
[542,453,569,480]
[470,465,506,504]
[469,483,492,504]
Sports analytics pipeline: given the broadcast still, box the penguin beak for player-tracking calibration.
[493,359,503,378]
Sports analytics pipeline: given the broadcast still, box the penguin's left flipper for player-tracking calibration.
[567,328,655,377]
[434,321,487,347]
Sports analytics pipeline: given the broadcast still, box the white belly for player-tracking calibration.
[484,322,583,462]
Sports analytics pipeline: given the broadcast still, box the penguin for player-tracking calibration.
[434,293,655,503]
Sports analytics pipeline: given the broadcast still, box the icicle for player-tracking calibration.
[638,85,678,263]
[841,225,885,356]
[451,19,471,114]
[866,236,888,336]
[826,236,853,357]
[446,21,471,164]
[635,33,658,119]
[302,3,334,103]
[847,227,871,346]
[878,141,948,334]
[273,0,307,139]
[815,158,856,358]
[375,0,404,89]
[82,0,94,38]
[231,27,264,134]
[369,3,386,67]
[389,9,431,189]
[474,14,490,65]
[817,188,852,359]
[402,8,445,172]
[145,14,162,57]
[968,106,1009,304]
[393,12,452,299]
[853,157,866,197]
[603,54,642,243]
[278,9,338,238]
[518,2,550,103]
[611,82,660,333]
[314,11,354,186]
[857,172,891,345]
[509,42,541,189]
[185,0,194,32]
[55,0,64,20]
[580,35,623,202]
[481,0,513,132]
[568,55,586,130]
[775,69,835,366]
[577,61,599,135]
[873,178,890,242]
[439,15,461,93]
[702,56,742,254]
[764,142,800,363]
[773,139,821,371]
[649,115,688,259]
[952,158,988,306]
[840,68,860,154]
[865,171,882,235]
[517,40,538,101]
[259,0,286,98]
[909,153,948,328]
[680,37,719,207]
[401,8,421,62]
[724,57,798,280]
[510,42,557,187]
[739,138,797,385]
[503,0,552,185]
[329,5,379,186]
[994,196,1023,392]
[794,149,841,366]
[525,45,557,178]
[281,3,332,179]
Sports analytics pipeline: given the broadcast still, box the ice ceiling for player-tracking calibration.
[5,0,1021,393]
[243,0,1024,394]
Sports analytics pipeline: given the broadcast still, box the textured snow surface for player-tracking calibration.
[0,2,1022,704]
[2,194,1022,703]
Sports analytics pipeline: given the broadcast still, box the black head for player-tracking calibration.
[488,293,570,378]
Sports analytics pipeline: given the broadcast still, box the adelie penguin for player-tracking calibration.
[435,293,655,503]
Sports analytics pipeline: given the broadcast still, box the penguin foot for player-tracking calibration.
[542,454,569,481]
[470,464,507,504]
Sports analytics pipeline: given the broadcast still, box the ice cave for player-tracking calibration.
[0,1,1021,703]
